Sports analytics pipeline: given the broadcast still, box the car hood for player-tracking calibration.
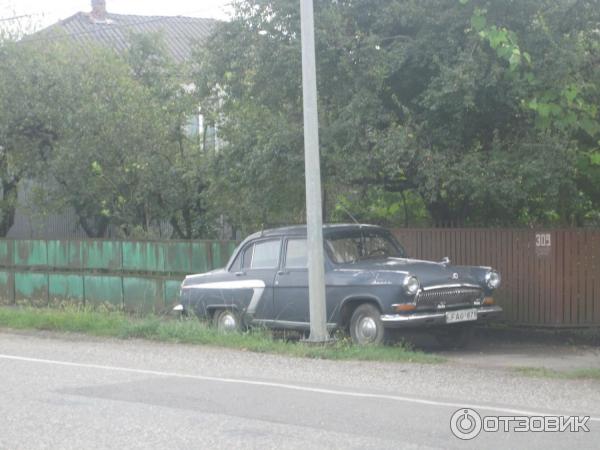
[334,258,484,287]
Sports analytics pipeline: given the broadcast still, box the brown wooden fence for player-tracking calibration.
[391,229,600,328]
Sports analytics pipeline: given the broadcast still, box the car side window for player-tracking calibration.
[326,237,361,264]
[285,239,307,268]
[242,244,254,269]
[229,250,242,272]
[249,240,281,269]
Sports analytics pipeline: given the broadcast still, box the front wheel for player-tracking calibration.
[349,304,386,346]
[212,309,241,333]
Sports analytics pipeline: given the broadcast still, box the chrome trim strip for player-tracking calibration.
[246,287,266,315]
[183,280,266,290]
[475,306,503,314]
[381,305,502,323]
[381,312,446,322]
[421,283,481,291]
[182,279,266,315]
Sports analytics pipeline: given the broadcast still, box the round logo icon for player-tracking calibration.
[450,408,482,440]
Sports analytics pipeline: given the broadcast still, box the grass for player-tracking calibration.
[0,306,443,364]
[513,366,600,381]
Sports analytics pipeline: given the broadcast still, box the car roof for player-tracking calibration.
[243,223,386,241]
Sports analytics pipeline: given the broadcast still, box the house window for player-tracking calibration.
[184,114,200,137]
[183,112,219,152]
[204,123,217,151]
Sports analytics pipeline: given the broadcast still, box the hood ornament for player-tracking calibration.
[440,256,451,265]
[452,272,459,280]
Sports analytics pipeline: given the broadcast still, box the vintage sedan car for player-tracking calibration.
[175,224,502,345]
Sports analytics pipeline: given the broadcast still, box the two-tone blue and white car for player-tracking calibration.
[175,224,502,345]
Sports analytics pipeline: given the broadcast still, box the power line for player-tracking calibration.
[0,14,35,22]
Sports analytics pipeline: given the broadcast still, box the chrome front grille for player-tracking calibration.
[416,286,483,308]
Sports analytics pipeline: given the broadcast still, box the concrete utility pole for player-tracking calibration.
[300,0,329,343]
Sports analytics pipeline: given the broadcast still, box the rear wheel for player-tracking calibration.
[349,304,386,346]
[212,309,241,333]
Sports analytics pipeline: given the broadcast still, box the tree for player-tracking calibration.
[195,0,600,229]
[0,37,60,235]
[0,34,213,238]
[126,33,214,238]
[0,6,46,236]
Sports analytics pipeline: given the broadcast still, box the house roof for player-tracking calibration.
[38,12,218,63]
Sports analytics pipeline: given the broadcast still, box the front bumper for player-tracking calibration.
[380,305,503,329]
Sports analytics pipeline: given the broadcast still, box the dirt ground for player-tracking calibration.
[402,327,600,372]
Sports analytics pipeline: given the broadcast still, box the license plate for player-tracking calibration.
[446,308,477,324]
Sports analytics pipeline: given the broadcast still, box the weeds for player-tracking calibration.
[0,306,443,364]
[513,367,600,381]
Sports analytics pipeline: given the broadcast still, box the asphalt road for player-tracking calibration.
[0,331,599,449]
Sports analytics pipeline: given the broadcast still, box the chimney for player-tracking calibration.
[91,0,107,21]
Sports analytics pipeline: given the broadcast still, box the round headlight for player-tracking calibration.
[403,276,420,296]
[485,271,501,290]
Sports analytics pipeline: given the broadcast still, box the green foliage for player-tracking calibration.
[3,1,600,234]
[470,7,530,71]
[333,188,430,227]
[197,0,600,228]
[0,306,443,363]
[514,366,600,381]
[0,33,213,238]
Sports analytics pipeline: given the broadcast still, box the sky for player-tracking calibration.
[0,0,233,32]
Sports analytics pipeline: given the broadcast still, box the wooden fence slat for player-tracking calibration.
[534,232,541,325]
[564,232,571,325]
[549,231,556,324]
[577,231,583,325]
[511,229,518,322]
[585,231,593,325]
[556,230,564,326]
[592,233,600,325]
[572,231,580,325]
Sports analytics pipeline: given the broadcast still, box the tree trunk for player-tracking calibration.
[78,215,109,238]
[0,179,18,237]
[401,191,409,228]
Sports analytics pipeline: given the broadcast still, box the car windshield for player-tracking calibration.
[325,229,405,264]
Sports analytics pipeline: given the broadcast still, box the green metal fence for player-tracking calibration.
[0,239,238,313]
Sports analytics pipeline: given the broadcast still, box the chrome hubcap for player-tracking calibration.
[356,316,377,343]
[219,313,237,332]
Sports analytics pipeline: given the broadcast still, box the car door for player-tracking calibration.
[273,238,310,325]
[235,238,281,322]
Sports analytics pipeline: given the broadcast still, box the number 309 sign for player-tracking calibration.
[535,233,551,257]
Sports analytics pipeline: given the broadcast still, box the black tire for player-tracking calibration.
[434,326,473,349]
[212,309,241,333]
[349,303,386,346]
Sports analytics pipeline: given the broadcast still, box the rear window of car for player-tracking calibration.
[285,239,307,268]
